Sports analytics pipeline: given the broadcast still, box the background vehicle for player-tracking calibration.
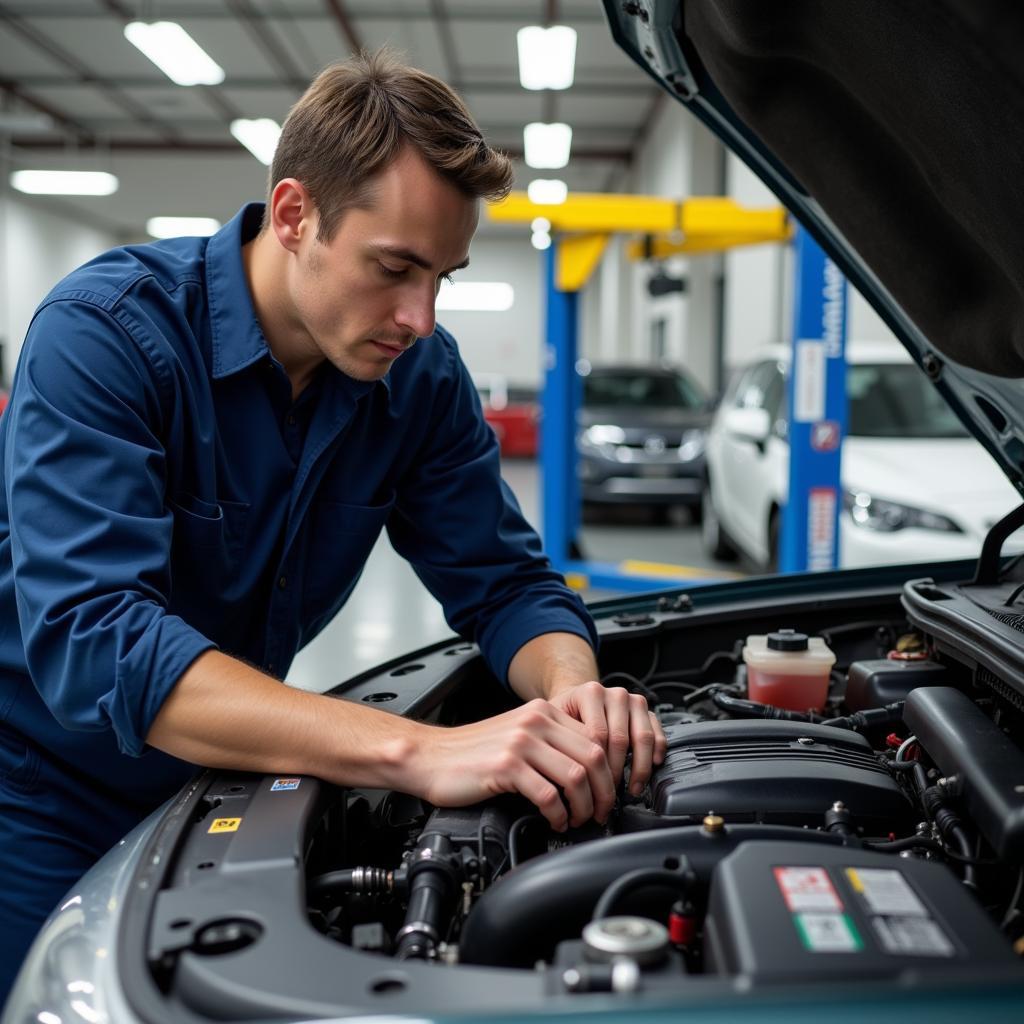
[577,363,710,517]
[474,374,539,459]
[702,343,1020,569]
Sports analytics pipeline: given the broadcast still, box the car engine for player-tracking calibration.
[127,564,1024,1020]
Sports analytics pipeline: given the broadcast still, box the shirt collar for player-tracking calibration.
[205,202,392,403]
[205,203,271,379]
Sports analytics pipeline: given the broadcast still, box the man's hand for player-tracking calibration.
[413,700,616,831]
[548,680,667,796]
[507,632,668,797]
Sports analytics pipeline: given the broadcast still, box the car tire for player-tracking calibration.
[701,483,738,561]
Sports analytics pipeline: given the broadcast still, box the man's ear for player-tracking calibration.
[269,178,316,254]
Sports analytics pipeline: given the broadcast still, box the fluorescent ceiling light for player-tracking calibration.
[124,21,225,87]
[517,26,577,90]
[531,216,551,233]
[146,216,221,239]
[531,231,552,251]
[527,178,568,205]
[10,170,118,196]
[524,122,572,169]
[230,118,281,166]
[436,282,515,312]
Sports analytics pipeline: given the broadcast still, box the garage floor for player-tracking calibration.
[288,460,744,693]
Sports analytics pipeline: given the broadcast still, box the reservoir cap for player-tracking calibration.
[767,628,809,651]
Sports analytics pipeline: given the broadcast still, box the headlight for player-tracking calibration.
[678,429,706,462]
[843,490,963,533]
[582,424,626,447]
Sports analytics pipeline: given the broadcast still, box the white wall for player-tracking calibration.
[0,196,118,385]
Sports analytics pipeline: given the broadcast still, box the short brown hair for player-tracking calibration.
[265,49,513,240]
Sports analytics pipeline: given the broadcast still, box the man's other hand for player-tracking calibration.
[549,680,667,796]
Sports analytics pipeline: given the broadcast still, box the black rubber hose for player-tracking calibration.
[591,867,692,921]
[459,823,844,967]
[306,867,391,903]
[712,691,812,722]
[395,834,459,960]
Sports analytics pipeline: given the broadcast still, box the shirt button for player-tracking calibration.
[287,414,297,426]
[278,576,287,590]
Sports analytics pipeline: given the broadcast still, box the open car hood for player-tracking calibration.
[603,0,1024,497]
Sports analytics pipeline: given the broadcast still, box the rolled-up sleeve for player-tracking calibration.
[4,297,215,756]
[387,330,597,685]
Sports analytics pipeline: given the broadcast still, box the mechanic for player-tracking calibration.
[0,51,666,998]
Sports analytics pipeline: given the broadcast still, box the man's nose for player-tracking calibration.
[395,285,436,340]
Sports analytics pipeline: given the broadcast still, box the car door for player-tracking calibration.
[716,360,782,557]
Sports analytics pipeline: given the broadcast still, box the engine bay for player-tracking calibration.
[125,562,1024,1020]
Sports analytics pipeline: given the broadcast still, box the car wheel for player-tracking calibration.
[701,483,737,561]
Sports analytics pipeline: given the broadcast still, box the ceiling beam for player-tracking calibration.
[9,74,654,97]
[226,0,308,91]
[429,0,462,91]
[9,139,633,162]
[0,77,93,143]
[0,2,180,142]
[323,0,363,54]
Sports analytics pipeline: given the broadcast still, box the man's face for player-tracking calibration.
[287,147,479,382]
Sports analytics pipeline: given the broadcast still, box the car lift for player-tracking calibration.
[488,192,843,591]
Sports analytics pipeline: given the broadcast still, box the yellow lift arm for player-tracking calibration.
[487,192,792,292]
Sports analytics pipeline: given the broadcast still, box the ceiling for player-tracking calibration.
[0,0,663,239]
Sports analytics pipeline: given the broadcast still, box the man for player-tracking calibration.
[0,51,665,997]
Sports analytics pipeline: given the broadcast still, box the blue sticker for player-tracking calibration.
[270,778,301,792]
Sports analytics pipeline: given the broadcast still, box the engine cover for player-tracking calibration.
[647,720,913,834]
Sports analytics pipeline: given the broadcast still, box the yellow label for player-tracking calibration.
[845,868,864,892]
[208,817,242,834]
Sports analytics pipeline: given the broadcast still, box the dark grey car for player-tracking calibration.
[577,364,710,511]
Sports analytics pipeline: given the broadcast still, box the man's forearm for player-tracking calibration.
[146,649,422,790]
[506,632,600,702]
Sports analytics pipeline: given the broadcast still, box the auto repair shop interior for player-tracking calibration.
[3,2,1024,1022]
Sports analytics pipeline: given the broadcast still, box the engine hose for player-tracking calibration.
[395,834,460,960]
[821,702,905,732]
[712,691,812,722]
[459,823,844,967]
[306,867,392,903]
[923,787,979,890]
[592,866,693,921]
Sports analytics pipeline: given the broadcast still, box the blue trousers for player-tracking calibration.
[0,724,150,1007]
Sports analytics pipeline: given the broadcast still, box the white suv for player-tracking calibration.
[702,342,1021,570]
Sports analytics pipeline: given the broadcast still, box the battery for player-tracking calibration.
[704,841,1021,983]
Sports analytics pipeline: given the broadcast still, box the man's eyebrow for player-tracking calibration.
[371,244,470,274]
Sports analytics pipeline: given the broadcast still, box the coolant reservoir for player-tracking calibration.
[742,629,836,712]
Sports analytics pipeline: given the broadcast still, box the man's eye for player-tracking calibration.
[379,264,405,279]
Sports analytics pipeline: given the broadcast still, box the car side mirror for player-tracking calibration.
[722,407,771,449]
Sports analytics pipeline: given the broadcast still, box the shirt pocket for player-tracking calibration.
[302,492,396,631]
[0,723,41,796]
[167,493,252,634]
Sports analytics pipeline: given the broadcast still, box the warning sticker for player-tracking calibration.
[208,817,241,834]
[807,488,838,571]
[270,778,301,792]
[795,913,863,953]
[794,340,826,422]
[775,867,843,912]
[872,916,955,958]
[846,868,926,917]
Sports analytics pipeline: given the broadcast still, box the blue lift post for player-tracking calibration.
[541,238,718,593]
[779,226,849,572]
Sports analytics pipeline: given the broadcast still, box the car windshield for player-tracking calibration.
[847,363,969,439]
[584,371,705,409]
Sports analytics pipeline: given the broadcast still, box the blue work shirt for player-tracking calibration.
[0,203,596,809]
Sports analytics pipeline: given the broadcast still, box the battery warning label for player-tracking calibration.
[845,868,925,916]
[208,817,241,834]
[872,916,955,957]
[775,866,843,912]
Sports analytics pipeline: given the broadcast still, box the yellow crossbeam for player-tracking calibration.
[488,191,679,233]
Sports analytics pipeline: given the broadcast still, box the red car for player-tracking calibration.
[475,375,539,458]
